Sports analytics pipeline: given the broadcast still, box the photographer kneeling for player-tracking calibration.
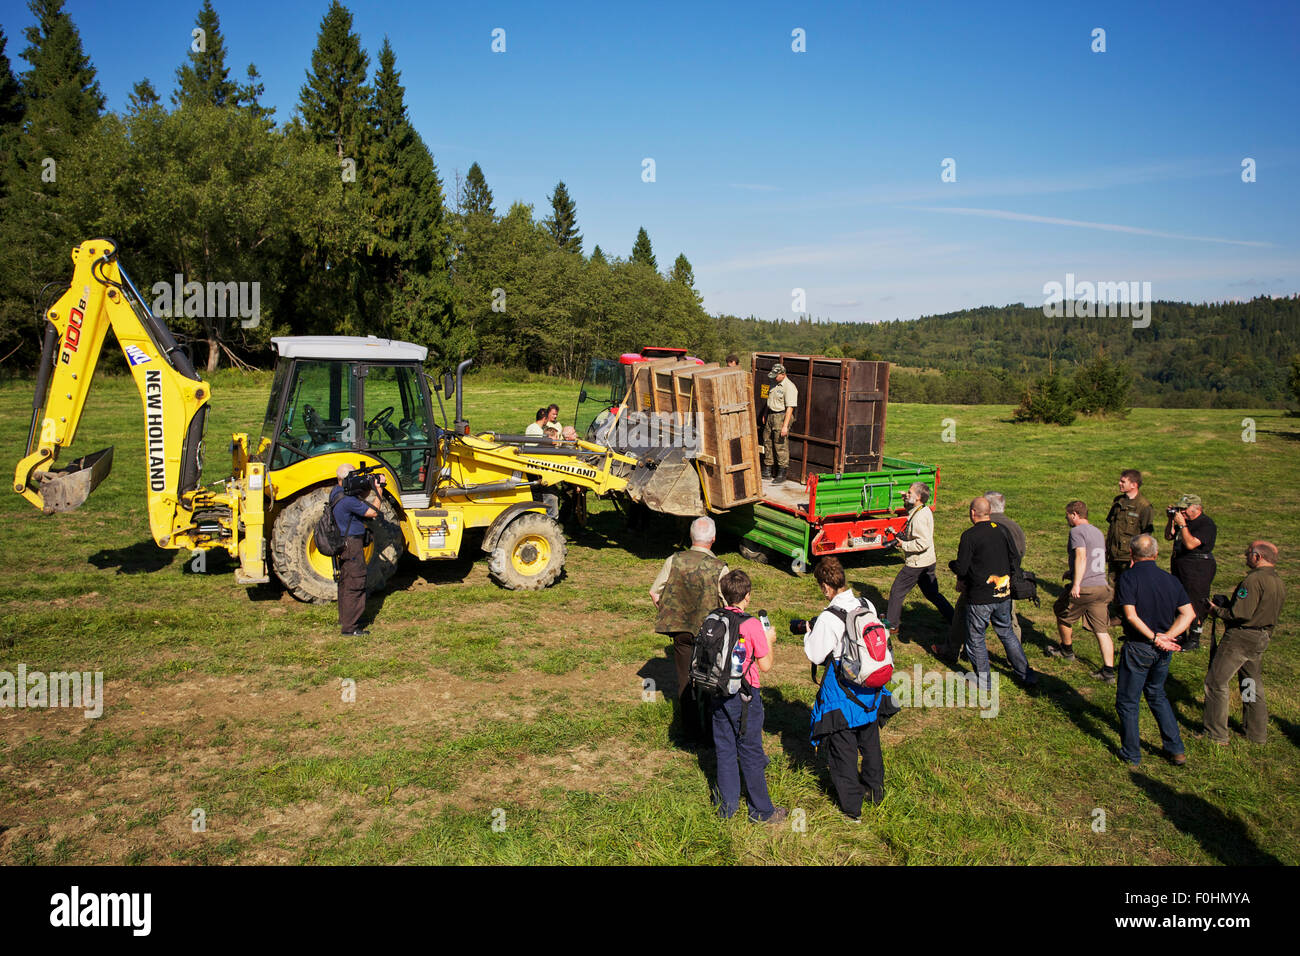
[798,557,898,821]
[333,464,383,636]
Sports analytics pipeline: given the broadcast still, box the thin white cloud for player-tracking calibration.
[911,206,1272,248]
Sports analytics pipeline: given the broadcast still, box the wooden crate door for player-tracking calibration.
[841,360,890,472]
[694,368,760,508]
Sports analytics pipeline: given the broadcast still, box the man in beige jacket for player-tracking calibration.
[884,482,955,642]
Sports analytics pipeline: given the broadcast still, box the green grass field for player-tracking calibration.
[1,369,1297,865]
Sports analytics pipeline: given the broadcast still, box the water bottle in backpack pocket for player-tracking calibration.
[691,608,748,698]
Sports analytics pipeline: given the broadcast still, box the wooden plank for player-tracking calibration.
[693,367,760,509]
[630,358,677,414]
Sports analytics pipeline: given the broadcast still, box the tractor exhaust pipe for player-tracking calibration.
[454,359,472,435]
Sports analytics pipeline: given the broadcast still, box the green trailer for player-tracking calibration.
[717,457,941,574]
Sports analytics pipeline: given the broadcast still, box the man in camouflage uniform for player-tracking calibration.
[651,516,728,745]
[1201,540,1285,745]
[762,363,799,484]
[1107,468,1154,622]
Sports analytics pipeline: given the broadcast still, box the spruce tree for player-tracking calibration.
[0,29,24,194]
[543,180,582,253]
[175,0,236,107]
[18,0,103,161]
[128,78,160,113]
[631,226,656,269]
[235,64,273,121]
[462,161,494,216]
[670,253,695,288]
[298,0,371,160]
[590,244,606,265]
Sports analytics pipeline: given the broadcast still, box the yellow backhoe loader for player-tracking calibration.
[13,239,691,601]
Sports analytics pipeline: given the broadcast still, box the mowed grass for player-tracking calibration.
[0,368,1297,865]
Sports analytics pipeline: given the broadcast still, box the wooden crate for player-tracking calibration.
[651,360,702,414]
[691,367,761,509]
[670,362,719,422]
[752,353,891,482]
[628,358,678,413]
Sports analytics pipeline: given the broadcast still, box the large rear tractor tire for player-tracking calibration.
[270,486,405,603]
[488,512,567,590]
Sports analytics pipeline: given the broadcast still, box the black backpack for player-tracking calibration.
[315,489,347,558]
[996,522,1040,606]
[691,608,749,698]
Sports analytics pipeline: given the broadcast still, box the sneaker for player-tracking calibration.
[342,628,371,636]
[840,811,862,824]
[1045,644,1076,660]
[757,807,788,826]
[1091,667,1116,684]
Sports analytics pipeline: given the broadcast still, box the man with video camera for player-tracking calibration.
[1163,493,1216,650]
[333,464,384,636]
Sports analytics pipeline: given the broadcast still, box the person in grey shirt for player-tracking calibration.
[1047,500,1116,681]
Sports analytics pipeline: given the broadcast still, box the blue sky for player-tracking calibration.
[3,0,1298,323]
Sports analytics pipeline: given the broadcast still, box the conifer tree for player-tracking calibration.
[461,161,494,216]
[631,226,656,269]
[18,0,103,161]
[590,244,606,265]
[128,78,160,113]
[543,180,582,253]
[0,29,24,194]
[236,64,273,121]
[298,0,371,160]
[670,253,696,288]
[175,0,236,107]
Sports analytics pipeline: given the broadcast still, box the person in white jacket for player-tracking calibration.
[883,482,955,641]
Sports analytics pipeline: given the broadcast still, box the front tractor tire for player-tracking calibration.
[488,512,567,590]
[270,486,405,603]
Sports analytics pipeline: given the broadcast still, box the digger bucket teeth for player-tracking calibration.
[34,446,114,514]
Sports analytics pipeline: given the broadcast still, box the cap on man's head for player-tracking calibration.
[768,363,786,379]
[1176,494,1202,509]
[337,464,355,481]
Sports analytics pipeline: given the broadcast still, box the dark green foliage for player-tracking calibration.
[543,180,582,254]
[18,0,103,157]
[670,253,695,290]
[297,0,371,160]
[1071,352,1132,416]
[1014,372,1077,426]
[175,0,236,108]
[590,245,606,266]
[461,161,493,216]
[631,227,656,270]
[1289,354,1300,406]
[128,79,160,114]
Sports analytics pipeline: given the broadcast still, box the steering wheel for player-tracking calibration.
[367,406,394,433]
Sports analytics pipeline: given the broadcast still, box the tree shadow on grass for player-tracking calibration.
[1128,772,1283,865]
[88,539,173,574]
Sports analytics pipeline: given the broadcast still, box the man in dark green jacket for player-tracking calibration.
[651,516,728,745]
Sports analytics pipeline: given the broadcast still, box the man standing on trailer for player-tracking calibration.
[762,363,798,484]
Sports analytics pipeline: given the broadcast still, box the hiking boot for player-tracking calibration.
[758,807,789,826]
[1045,644,1076,660]
[773,468,787,483]
[1166,751,1187,766]
[1091,667,1116,684]
[761,466,773,480]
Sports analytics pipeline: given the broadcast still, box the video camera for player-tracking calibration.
[342,462,385,499]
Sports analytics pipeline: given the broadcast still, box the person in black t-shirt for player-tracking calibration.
[1164,493,1216,650]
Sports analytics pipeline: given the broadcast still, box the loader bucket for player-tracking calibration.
[34,447,114,514]
[625,445,705,517]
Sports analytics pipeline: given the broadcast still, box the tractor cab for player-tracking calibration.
[574,357,630,442]
[261,336,438,494]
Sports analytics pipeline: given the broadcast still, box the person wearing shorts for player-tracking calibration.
[1047,500,1116,682]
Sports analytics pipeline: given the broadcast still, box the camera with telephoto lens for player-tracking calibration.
[1166,505,1186,517]
[789,619,811,635]
[1212,593,1230,608]
[343,463,384,498]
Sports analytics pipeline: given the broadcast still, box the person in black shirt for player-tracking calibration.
[333,464,380,636]
[949,497,1038,690]
[1164,493,1216,650]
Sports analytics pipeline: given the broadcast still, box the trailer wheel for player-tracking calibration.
[488,512,566,590]
[737,539,769,564]
[271,486,405,603]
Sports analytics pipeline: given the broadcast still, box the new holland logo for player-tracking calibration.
[124,345,151,366]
